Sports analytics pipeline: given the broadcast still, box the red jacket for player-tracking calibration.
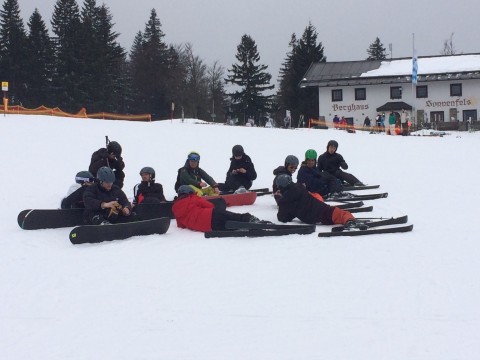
[172,194,214,232]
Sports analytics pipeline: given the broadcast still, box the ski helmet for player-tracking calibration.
[139,166,155,180]
[275,174,293,190]
[177,185,194,195]
[284,155,299,167]
[75,170,94,184]
[327,140,338,150]
[305,149,317,160]
[107,141,122,156]
[232,145,244,156]
[187,152,200,161]
[97,166,115,183]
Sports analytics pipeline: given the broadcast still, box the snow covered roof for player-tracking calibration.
[300,53,480,88]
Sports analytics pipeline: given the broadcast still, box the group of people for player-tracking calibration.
[61,139,365,231]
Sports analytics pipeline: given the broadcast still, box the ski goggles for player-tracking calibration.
[188,154,200,161]
[75,176,95,184]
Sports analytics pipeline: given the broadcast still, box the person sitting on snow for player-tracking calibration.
[219,145,257,193]
[174,151,220,196]
[89,140,125,188]
[61,170,95,209]
[132,166,167,207]
[317,140,364,187]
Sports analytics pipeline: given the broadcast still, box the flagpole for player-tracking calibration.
[411,33,416,131]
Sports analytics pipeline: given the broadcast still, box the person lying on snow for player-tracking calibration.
[275,174,360,228]
[172,185,269,232]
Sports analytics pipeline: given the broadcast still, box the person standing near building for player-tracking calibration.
[388,112,396,135]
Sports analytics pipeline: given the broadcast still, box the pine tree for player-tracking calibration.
[25,8,55,107]
[225,34,274,124]
[366,37,387,60]
[207,60,226,123]
[51,0,83,111]
[0,0,29,105]
[277,22,325,126]
[129,9,172,118]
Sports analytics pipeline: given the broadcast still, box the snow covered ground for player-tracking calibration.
[1,115,479,359]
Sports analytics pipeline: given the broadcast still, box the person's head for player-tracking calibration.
[187,151,200,168]
[327,140,338,154]
[97,166,115,191]
[275,174,293,192]
[139,166,155,182]
[75,170,94,185]
[177,185,195,197]
[284,155,299,174]
[232,144,244,159]
[305,149,317,168]
[107,141,122,157]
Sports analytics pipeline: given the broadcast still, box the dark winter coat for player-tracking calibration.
[89,148,125,188]
[276,183,335,225]
[225,154,257,190]
[175,160,218,191]
[83,182,132,211]
[317,151,348,175]
[296,162,330,195]
[133,181,166,205]
[61,185,88,209]
[172,193,214,232]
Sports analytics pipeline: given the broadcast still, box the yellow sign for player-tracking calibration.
[2,82,8,91]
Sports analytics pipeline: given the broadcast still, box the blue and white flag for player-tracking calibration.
[412,50,418,85]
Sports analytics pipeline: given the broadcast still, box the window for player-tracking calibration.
[430,111,444,122]
[390,86,402,99]
[416,85,428,98]
[331,89,343,102]
[355,88,366,100]
[450,83,462,96]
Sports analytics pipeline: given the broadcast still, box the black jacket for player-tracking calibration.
[272,166,290,193]
[277,183,335,225]
[225,154,257,190]
[83,182,131,211]
[89,148,125,187]
[133,181,167,205]
[317,151,348,175]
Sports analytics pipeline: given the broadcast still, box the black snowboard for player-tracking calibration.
[69,217,171,244]
[18,208,84,230]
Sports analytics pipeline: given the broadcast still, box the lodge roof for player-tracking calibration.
[299,53,480,88]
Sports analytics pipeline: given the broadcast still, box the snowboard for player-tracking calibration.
[18,208,84,230]
[69,217,171,244]
[204,191,257,206]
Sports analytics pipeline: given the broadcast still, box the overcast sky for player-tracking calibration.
[17,0,480,86]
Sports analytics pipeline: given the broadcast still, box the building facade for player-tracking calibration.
[299,54,480,130]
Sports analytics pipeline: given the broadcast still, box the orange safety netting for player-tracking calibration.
[0,105,151,121]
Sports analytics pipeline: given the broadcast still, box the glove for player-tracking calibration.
[107,203,123,219]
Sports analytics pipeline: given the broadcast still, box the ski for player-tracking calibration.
[318,224,413,237]
[18,208,84,230]
[334,201,364,209]
[318,215,411,237]
[347,205,373,213]
[325,192,388,202]
[69,217,170,244]
[342,184,380,191]
[205,224,315,238]
[225,221,314,231]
